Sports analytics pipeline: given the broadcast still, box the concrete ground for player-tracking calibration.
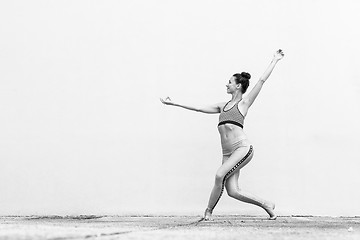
[0,215,359,240]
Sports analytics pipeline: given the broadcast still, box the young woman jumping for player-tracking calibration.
[160,49,284,220]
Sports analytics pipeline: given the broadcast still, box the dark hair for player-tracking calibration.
[233,72,251,93]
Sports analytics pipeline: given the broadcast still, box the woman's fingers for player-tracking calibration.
[276,49,283,54]
[160,97,172,105]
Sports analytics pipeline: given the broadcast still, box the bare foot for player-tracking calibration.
[262,202,277,220]
[203,208,213,221]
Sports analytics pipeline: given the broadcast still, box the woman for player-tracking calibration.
[160,49,284,220]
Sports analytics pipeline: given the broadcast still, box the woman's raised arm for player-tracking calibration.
[244,49,284,108]
[160,97,222,114]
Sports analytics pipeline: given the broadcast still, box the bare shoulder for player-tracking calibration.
[218,101,228,109]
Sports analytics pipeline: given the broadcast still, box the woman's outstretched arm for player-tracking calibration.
[160,97,222,114]
[244,49,284,108]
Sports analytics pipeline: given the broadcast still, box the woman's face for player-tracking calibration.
[226,77,240,94]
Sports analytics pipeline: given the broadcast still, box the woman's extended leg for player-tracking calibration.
[225,169,277,220]
[204,145,254,220]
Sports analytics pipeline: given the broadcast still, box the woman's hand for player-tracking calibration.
[160,96,174,106]
[273,49,284,61]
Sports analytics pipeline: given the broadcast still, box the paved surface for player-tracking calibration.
[0,215,359,240]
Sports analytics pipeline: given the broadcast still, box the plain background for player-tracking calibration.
[1,0,359,216]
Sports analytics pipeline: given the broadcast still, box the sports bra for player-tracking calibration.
[218,100,245,128]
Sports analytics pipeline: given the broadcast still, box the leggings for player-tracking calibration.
[208,145,254,212]
[222,139,251,156]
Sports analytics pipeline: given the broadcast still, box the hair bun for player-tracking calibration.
[241,72,251,80]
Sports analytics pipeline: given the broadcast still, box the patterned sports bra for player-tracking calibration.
[218,100,245,129]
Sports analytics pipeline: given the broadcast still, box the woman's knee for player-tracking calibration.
[226,187,239,198]
[214,172,225,185]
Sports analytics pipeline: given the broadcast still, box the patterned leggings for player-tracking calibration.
[207,145,254,212]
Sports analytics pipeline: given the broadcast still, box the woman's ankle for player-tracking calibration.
[204,208,213,220]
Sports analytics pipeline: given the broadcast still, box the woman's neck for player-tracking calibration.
[231,91,243,102]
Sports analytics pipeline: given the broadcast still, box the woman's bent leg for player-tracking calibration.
[204,145,254,220]
[225,170,277,220]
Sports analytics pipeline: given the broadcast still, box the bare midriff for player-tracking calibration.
[218,123,248,145]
